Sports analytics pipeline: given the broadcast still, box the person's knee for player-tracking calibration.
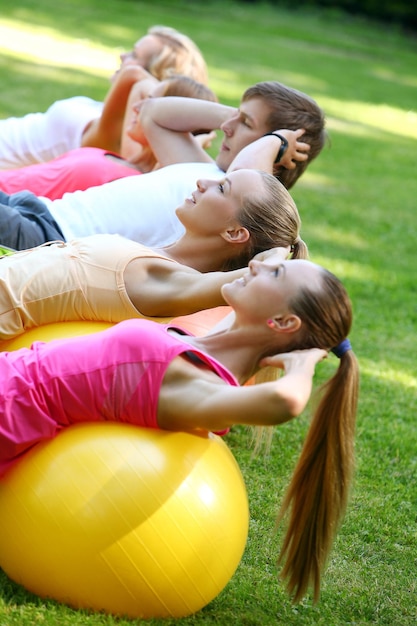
[0,193,62,250]
[0,191,13,206]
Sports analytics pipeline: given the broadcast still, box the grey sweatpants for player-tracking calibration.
[0,190,65,250]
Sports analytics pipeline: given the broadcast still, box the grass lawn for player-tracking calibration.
[0,1,416,624]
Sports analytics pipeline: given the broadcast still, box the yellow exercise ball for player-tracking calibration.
[0,423,249,619]
[0,320,114,351]
[0,309,230,353]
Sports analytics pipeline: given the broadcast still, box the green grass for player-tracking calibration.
[1,0,417,624]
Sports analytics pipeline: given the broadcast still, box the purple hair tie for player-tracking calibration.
[331,338,352,359]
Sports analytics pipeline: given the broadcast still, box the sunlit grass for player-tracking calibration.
[360,362,417,389]
[0,21,116,74]
[321,96,417,137]
[0,1,416,625]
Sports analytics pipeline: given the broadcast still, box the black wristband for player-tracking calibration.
[263,132,289,164]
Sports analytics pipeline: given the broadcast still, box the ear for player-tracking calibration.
[270,314,301,334]
[221,226,250,244]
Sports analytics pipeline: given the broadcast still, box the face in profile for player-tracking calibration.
[111,34,163,82]
[223,259,322,326]
[215,97,273,172]
[176,169,263,237]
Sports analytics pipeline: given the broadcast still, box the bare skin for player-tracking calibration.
[156,258,328,432]
[0,168,305,341]
[123,169,286,317]
[137,95,310,173]
[80,33,165,153]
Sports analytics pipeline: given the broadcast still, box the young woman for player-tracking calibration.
[0,169,307,340]
[0,26,209,169]
[0,256,359,604]
[0,76,217,200]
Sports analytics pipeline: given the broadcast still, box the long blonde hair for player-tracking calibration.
[273,267,359,602]
[147,26,209,85]
[221,171,308,271]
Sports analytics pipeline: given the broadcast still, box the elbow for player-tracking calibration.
[280,393,308,422]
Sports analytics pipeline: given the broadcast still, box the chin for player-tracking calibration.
[221,281,234,300]
[215,154,230,173]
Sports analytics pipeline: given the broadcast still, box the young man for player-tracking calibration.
[0,81,326,251]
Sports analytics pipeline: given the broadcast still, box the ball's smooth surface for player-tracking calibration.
[0,320,114,351]
[0,423,249,619]
[0,309,226,351]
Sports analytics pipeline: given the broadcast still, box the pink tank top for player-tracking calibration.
[0,147,140,200]
[0,320,238,476]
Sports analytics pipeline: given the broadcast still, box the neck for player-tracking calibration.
[104,153,141,171]
[161,233,237,273]
[176,322,279,384]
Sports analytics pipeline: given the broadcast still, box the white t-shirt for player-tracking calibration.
[0,97,104,169]
[42,162,223,248]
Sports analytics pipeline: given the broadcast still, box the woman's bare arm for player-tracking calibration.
[125,248,290,318]
[81,66,157,153]
[157,348,328,431]
[125,257,249,317]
